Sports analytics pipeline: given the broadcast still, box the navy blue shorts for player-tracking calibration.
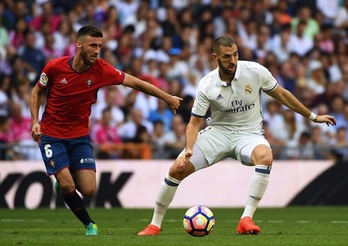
[39,135,96,175]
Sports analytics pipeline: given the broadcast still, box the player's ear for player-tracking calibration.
[76,38,83,48]
[212,53,217,61]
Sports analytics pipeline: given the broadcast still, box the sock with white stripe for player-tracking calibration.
[150,174,181,228]
[241,165,271,219]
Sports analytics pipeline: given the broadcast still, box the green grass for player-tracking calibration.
[1,207,348,245]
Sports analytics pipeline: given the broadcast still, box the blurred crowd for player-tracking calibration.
[0,0,348,161]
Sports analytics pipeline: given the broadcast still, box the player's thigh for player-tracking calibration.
[193,126,231,166]
[38,135,70,175]
[74,169,96,197]
[238,136,272,166]
[69,136,96,173]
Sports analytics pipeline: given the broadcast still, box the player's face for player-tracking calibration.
[79,36,103,65]
[214,44,238,77]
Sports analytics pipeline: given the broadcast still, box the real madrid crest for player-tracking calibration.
[245,84,252,95]
[86,79,93,87]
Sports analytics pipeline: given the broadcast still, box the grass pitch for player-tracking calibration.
[1,206,348,245]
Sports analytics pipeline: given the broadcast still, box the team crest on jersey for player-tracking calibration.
[49,159,55,168]
[245,84,252,95]
[39,72,48,86]
[86,79,93,87]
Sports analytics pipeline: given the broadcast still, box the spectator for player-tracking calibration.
[122,124,151,159]
[0,75,10,117]
[284,131,314,160]
[316,0,340,25]
[330,127,348,161]
[91,86,125,126]
[328,96,346,129]
[254,24,273,62]
[161,114,186,159]
[288,20,314,57]
[30,1,62,33]
[281,109,309,147]
[310,125,329,159]
[263,120,285,159]
[53,18,74,56]
[133,79,159,120]
[263,100,284,132]
[334,4,348,32]
[16,29,46,85]
[150,120,168,159]
[0,115,10,160]
[271,24,292,63]
[310,103,336,144]
[291,6,320,40]
[307,60,327,96]
[8,102,40,160]
[91,106,122,159]
[8,18,28,50]
[117,108,153,142]
[148,98,173,132]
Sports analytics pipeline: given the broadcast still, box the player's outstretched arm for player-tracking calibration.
[122,73,182,113]
[267,85,336,126]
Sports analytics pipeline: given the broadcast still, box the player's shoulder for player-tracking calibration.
[48,56,71,66]
[93,58,118,71]
[94,58,115,68]
[199,68,219,86]
[237,60,263,69]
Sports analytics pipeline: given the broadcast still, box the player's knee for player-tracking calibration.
[169,159,194,180]
[252,145,273,165]
[256,152,273,166]
[80,187,96,197]
[60,181,76,194]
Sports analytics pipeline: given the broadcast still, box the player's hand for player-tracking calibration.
[31,123,42,142]
[313,115,336,126]
[167,96,183,114]
[180,148,193,167]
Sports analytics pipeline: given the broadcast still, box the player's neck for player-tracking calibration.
[219,71,235,83]
[71,55,91,73]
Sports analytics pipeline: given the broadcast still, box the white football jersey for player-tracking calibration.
[192,61,278,132]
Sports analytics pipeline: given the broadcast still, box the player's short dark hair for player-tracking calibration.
[77,26,103,39]
[213,36,235,53]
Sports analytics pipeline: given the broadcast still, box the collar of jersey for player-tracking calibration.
[215,63,240,87]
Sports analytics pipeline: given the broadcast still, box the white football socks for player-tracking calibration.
[150,175,181,228]
[241,164,271,219]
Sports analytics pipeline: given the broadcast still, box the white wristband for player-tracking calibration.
[308,112,317,121]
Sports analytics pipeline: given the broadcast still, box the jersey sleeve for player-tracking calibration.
[37,61,53,89]
[191,84,210,117]
[259,65,278,92]
[102,62,125,86]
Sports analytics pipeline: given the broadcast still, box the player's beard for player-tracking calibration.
[81,47,95,66]
[218,58,236,78]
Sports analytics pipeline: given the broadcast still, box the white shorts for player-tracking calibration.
[179,125,271,171]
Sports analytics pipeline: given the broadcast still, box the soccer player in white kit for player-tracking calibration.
[137,36,336,235]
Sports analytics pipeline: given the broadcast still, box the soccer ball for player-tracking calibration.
[183,205,215,237]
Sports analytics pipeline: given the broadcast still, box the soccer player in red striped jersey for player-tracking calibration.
[30,25,182,235]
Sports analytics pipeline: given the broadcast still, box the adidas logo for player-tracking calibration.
[59,78,68,84]
[216,94,224,100]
